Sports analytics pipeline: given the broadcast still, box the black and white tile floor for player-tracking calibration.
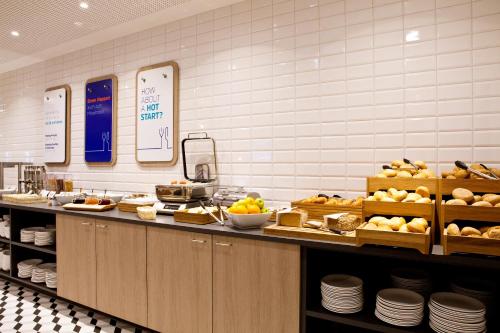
[0,279,151,332]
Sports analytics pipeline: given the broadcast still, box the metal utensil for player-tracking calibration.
[455,161,496,180]
[403,158,419,170]
[480,163,499,180]
[382,165,393,170]
[199,201,224,225]
[216,202,226,226]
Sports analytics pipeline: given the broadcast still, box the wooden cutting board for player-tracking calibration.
[62,203,117,212]
[263,224,356,244]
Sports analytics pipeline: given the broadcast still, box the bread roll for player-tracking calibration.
[387,188,398,198]
[461,227,481,237]
[452,188,474,203]
[391,160,405,168]
[353,197,364,207]
[376,173,387,178]
[399,224,409,232]
[488,228,500,240]
[496,203,500,207]
[365,222,378,230]
[479,226,490,234]
[414,160,427,169]
[483,194,500,206]
[365,196,375,201]
[378,224,393,232]
[416,197,432,204]
[454,169,469,179]
[473,195,482,203]
[482,232,490,239]
[374,191,387,201]
[415,186,430,198]
[393,190,408,202]
[446,175,457,179]
[446,223,460,236]
[402,193,422,203]
[482,193,495,200]
[413,172,427,179]
[407,221,426,233]
[388,217,406,231]
[472,201,493,207]
[442,171,450,178]
[446,199,468,206]
[368,216,388,226]
[411,217,428,229]
[397,171,412,178]
[381,197,396,202]
[383,169,397,177]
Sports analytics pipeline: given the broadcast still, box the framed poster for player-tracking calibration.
[84,75,118,165]
[43,85,71,165]
[136,61,179,165]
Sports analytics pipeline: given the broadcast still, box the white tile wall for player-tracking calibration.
[0,0,499,205]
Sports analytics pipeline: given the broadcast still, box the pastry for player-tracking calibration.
[414,160,427,169]
[397,171,412,178]
[353,197,363,207]
[368,216,388,225]
[402,193,422,202]
[482,232,489,239]
[411,217,428,229]
[415,186,430,198]
[381,197,396,202]
[454,169,468,179]
[407,221,426,233]
[313,196,328,204]
[479,226,490,234]
[374,191,387,201]
[387,188,398,198]
[415,197,432,204]
[452,188,474,203]
[399,224,409,232]
[388,217,405,231]
[483,194,500,206]
[442,171,451,178]
[378,225,393,232]
[277,209,308,227]
[473,195,482,203]
[482,193,495,200]
[383,169,397,177]
[391,160,405,168]
[446,199,468,206]
[446,175,457,179]
[472,201,493,207]
[366,196,375,201]
[413,172,427,179]
[488,228,500,240]
[496,203,500,207]
[446,223,460,236]
[365,222,378,230]
[461,227,481,237]
[392,190,408,202]
[376,173,387,178]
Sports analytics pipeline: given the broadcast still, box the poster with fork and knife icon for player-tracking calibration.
[136,61,179,165]
[84,75,117,165]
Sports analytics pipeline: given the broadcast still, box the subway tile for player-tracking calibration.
[473,47,500,66]
[438,131,473,147]
[472,0,500,18]
[436,3,471,24]
[438,83,473,100]
[437,67,472,85]
[473,13,500,33]
[404,0,435,15]
[473,30,500,49]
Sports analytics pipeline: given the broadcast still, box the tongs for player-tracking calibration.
[199,201,225,226]
[455,161,497,180]
[403,158,420,170]
[480,163,499,180]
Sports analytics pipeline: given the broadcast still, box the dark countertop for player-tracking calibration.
[1,200,499,268]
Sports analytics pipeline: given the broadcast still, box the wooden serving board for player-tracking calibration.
[117,201,155,213]
[356,222,431,254]
[443,230,500,257]
[174,210,225,225]
[290,201,362,220]
[62,203,117,212]
[263,224,356,244]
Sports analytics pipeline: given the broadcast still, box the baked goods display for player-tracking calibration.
[442,163,500,180]
[444,188,500,207]
[375,160,436,179]
[365,186,432,203]
[276,208,308,227]
[300,194,363,207]
[446,224,500,239]
[363,216,428,234]
[325,213,361,232]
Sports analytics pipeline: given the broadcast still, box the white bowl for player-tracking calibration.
[96,193,124,203]
[54,194,76,205]
[228,212,272,229]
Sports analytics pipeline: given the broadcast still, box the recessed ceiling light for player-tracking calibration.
[79,2,89,9]
[10,30,20,37]
[74,21,83,27]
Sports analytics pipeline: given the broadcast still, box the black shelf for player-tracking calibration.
[0,270,10,279]
[306,306,431,333]
[11,241,56,255]
[10,276,56,296]
[0,237,9,244]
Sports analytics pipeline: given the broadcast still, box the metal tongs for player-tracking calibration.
[455,161,497,180]
[199,201,226,226]
[403,158,420,170]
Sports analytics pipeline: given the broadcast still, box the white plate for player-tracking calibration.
[377,288,424,307]
[375,310,422,327]
[321,274,363,289]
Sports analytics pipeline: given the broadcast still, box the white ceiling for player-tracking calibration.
[0,0,241,74]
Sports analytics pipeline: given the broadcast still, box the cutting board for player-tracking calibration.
[62,203,117,212]
[263,224,356,244]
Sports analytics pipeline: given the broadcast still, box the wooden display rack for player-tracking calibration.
[173,210,225,225]
[290,201,362,220]
[439,178,500,256]
[357,177,437,254]
[263,224,356,244]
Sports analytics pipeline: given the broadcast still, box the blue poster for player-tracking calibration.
[85,77,115,164]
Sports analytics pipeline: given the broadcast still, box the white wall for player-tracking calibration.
[1,0,499,204]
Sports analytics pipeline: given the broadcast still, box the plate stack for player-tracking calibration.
[375,288,424,327]
[321,274,363,314]
[34,229,56,246]
[429,292,486,333]
[451,277,495,309]
[17,259,43,278]
[31,263,56,283]
[46,266,57,289]
[391,268,432,296]
[20,227,45,243]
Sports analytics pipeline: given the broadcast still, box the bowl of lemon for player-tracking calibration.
[226,196,271,229]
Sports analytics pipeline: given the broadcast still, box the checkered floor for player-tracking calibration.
[0,279,151,332]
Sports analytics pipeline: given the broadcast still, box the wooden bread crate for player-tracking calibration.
[117,201,155,213]
[173,210,225,225]
[358,194,435,254]
[263,224,356,244]
[439,178,500,256]
[366,177,438,194]
[290,201,362,220]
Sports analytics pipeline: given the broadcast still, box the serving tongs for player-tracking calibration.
[403,158,420,170]
[455,161,497,180]
[480,163,499,180]
[199,200,225,226]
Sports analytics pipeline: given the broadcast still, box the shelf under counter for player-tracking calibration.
[10,241,56,255]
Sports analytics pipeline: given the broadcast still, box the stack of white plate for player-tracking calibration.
[34,229,56,246]
[429,292,486,333]
[31,263,56,283]
[20,227,45,243]
[17,259,43,278]
[451,277,495,308]
[321,274,363,314]
[391,268,432,296]
[46,266,57,288]
[375,288,424,327]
